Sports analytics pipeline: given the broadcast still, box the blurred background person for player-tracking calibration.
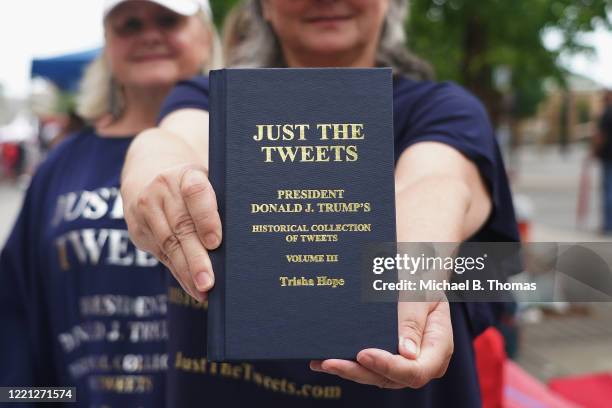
[593,90,612,233]
[48,110,87,150]
[0,0,220,406]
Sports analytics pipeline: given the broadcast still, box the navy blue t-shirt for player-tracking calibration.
[0,129,167,407]
[157,75,519,407]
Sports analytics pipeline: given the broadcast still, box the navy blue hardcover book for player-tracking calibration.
[207,68,397,361]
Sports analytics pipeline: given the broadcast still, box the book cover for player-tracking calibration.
[207,68,397,361]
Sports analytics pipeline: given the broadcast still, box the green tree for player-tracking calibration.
[210,0,241,28]
[407,0,612,121]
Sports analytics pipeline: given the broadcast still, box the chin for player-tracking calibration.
[126,78,175,91]
[127,71,180,88]
[303,35,359,55]
[306,43,357,57]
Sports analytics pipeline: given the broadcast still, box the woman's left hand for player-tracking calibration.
[310,300,453,389]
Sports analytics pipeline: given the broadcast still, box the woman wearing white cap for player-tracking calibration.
[0,0,220,405]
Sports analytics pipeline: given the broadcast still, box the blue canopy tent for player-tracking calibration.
[30,48,101,91]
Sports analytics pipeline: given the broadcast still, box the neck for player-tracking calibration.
[283,44,378,69]
[96,85,171,137]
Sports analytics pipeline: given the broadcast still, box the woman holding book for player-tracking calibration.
[0,0,220,405]
[121,0,519,406]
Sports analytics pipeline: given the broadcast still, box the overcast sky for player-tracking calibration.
[0,0,104,97]
[1,0,611,98]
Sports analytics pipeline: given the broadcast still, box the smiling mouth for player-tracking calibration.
[303,15,353,23]
[131,54,172,62]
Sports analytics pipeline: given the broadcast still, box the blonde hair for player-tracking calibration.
[76,10,222,121]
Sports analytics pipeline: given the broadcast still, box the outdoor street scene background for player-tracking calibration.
[1,0,612,405]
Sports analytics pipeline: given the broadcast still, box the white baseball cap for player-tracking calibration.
[103,0,212,19]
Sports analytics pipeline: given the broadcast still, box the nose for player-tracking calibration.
[138,23,164,45]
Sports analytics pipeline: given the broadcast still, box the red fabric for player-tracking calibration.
[2,143,19,175]
[549,373,612,408]
[474,328,584,408]
[517,222,531,242]
[505,361,580,408]
[2,143,19,166]
[474,327,506,408]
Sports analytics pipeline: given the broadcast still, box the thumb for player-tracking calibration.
[397,301,429,360]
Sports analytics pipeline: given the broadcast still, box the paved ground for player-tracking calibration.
[1,143,611,384]
[515,303,612,382]
[511,144,612,382]
[510,144,606,239]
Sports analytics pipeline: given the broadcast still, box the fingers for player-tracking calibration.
[417,300,454,378]
[313,301,454,389]
[397,301,429,359]
[356,348,427,388]
[357,301,454,388]
[180,169,222,250]
[139,193,205,302]
[310,360,404,389]
[125,165,221,302]
[124,207,158,255]
[161,181,215,294]
[123,182,160,256]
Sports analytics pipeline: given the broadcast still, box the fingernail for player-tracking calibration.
[184,169,206,188]
[320,362,336,374]
[204,233,219,248]
[402,338,419,357]
[194,272,212,291]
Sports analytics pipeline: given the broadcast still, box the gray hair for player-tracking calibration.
[228,0,433,80]
[76,9,223,122]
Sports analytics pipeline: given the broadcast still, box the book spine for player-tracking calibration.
[206,70,227,361]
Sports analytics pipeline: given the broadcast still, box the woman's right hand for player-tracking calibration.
[122,163,222,302]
